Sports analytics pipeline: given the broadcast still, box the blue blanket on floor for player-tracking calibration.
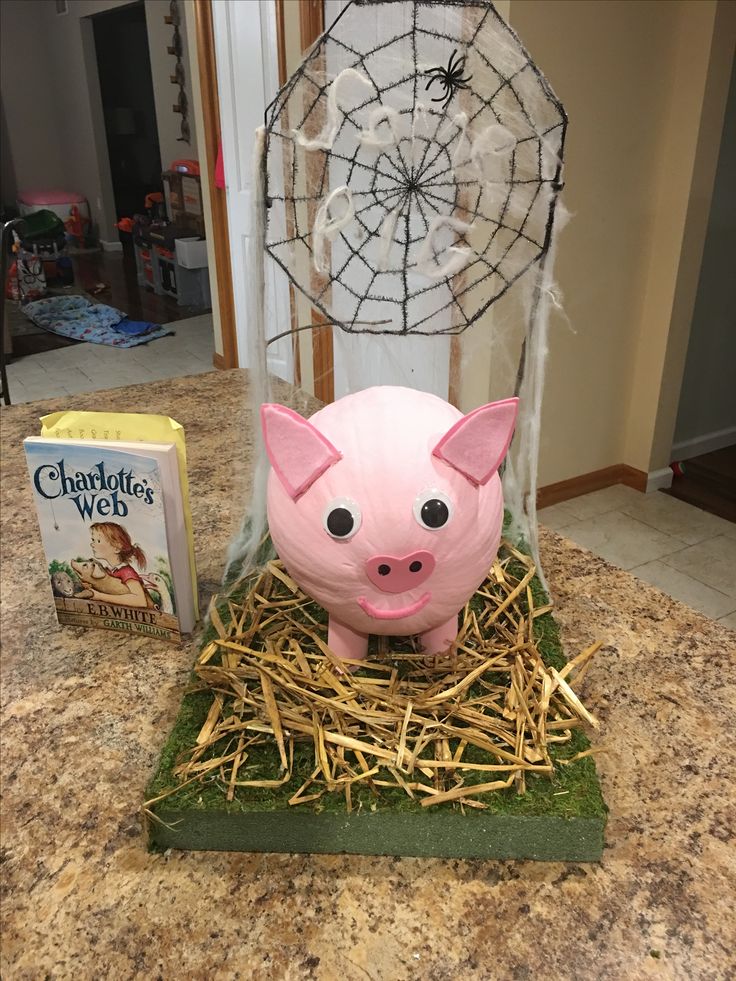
[22,296,174,347]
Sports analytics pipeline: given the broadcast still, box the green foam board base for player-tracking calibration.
[146,543,608,862]
[150,807,605,862]
[146,669,607,863]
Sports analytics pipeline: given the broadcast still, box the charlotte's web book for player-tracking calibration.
[24,437,197,642]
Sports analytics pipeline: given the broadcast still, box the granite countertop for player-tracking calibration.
[1,369,734,980]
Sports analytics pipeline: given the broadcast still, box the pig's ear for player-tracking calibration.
[261,404,342,500]
[432,397,518,486]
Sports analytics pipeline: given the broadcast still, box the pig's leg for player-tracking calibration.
[420,614,458,656]
[328,616,369,668]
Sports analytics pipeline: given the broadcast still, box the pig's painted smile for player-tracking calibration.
[357,591,431,620]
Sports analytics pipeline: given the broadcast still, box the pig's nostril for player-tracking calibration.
[409,560,423,573]
[378,564,391,576]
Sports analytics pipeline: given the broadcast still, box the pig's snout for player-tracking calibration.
[365,550,435,593]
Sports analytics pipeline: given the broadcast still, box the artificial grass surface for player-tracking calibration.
[145,539,607,860]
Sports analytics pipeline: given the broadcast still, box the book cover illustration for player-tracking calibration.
[25,441,183,642]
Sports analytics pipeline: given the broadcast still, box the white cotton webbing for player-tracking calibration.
[294,67,372,150]
[414,214,475,280]
[502,203,568,596]
[313,185,355,274]
[360,105,400,149]
[223,125,272,583]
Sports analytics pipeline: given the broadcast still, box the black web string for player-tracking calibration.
[263,0,566,338]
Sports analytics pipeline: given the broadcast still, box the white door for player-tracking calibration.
[212,0,293,381]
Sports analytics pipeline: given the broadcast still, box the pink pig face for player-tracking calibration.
[262,386,517,639]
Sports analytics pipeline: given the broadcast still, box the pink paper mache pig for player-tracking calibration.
[261,386,518,665]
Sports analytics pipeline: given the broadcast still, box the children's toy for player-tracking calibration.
[5,260,19,301]
[17,190,90,232]
[16,250,46,302]
[162,167,204,236]
[64,205,86,248]
[15,208,66,244]
[131,199,210,309]
[169,159,199,176]
[263,387,517,662]
[144,192,165,218]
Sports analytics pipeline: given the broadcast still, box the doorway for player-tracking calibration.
[91,1,162,233]
[667,54,736,522]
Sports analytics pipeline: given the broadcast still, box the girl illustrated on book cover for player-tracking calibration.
[64,522,175,613]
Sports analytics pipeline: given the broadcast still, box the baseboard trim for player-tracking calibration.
[212,352,226,369]
[671,427,736,461]
[646,467,673,493]
[99,239,123,252]
[537,464,647,508]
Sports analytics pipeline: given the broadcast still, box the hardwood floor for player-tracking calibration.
[71,247,210,325]
[664,445,736,523]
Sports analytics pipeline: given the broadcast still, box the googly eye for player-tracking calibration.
[413,489,453,530]
[322,497,362,540]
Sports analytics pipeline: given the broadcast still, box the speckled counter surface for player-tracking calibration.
[1,370,735,980]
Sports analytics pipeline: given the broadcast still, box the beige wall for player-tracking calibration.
[0,0,198,241]
[509,0,734,485]
[272,0,733,487]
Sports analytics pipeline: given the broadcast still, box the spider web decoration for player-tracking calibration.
[263,0,566,337]
[224,0,567,588]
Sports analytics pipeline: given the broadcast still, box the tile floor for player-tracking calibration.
[539,484,736,627]
[4,313,215,404]
[4,332,735,629]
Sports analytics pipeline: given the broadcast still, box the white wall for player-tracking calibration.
[672,56,736,454]
[0,0,69,197]
[145,0,198,169]
[0,0,198,241]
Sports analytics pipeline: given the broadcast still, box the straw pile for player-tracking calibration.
[156,543,600,813]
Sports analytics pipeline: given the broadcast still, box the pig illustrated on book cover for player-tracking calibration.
[24,438,196,642]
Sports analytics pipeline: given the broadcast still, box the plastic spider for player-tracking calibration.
[425,49,472,110]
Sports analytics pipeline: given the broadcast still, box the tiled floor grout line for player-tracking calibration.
[628,557,736,603]
[540,489,736,624]
[658,548,736,595]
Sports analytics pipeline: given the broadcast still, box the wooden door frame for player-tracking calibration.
[193,0,238,369]
[275,0,302,387]
[196,0,314,385]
